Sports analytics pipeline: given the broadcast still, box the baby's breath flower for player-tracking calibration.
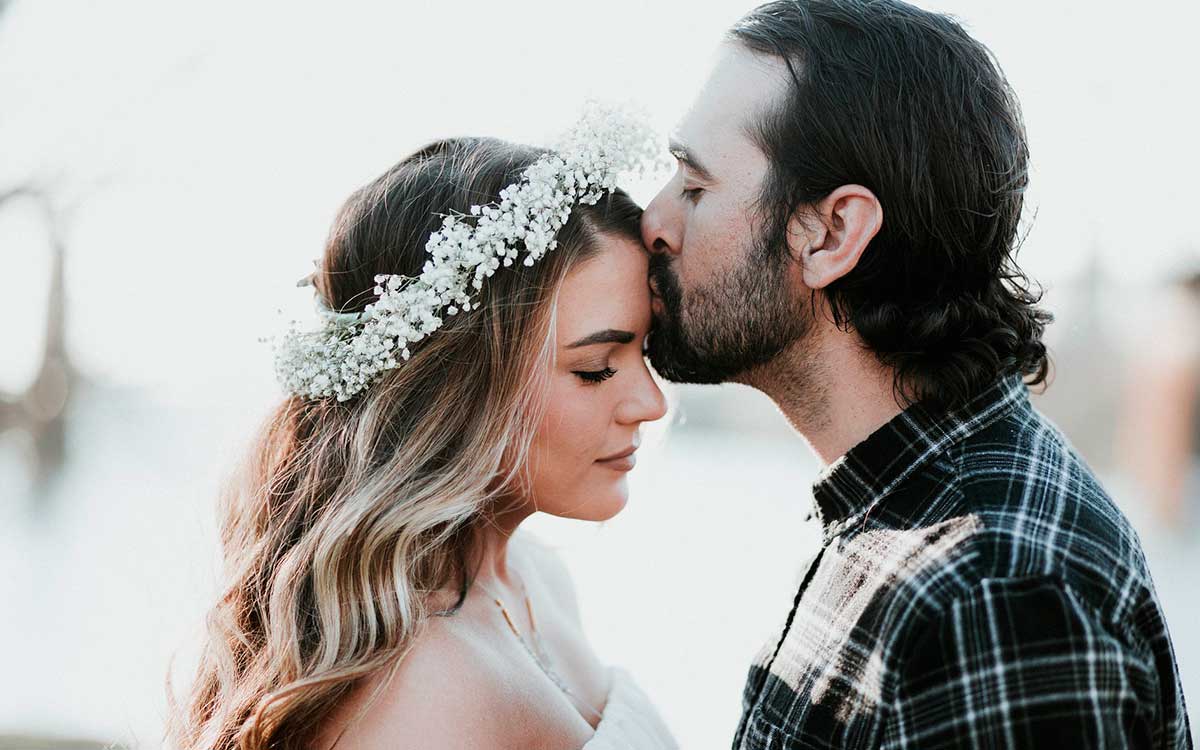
[270,102,660,402]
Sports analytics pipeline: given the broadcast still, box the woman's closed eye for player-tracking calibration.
[573,367,617,385]
[681,186,704,203]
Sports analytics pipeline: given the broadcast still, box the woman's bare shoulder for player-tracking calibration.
[312,613,587,750]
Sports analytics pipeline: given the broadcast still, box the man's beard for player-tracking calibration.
[645,232,811,385]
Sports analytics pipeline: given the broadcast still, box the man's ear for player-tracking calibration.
[786,185,882,290]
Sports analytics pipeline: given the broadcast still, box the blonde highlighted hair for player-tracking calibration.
[166,138,642,749]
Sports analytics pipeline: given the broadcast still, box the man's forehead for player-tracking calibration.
[674,42,791,153]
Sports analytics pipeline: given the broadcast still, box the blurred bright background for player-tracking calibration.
[2,0,1198,747]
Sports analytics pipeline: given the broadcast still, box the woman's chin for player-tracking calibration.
[561,482,630,522]
[589,491,629,522]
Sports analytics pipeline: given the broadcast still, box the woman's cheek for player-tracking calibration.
[562,392,603,473]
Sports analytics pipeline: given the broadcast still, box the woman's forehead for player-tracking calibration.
[555,236,650,340]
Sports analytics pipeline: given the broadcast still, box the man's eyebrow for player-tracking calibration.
[566,329,636,348]
[668,139,715,182]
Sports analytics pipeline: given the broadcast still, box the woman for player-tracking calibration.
[166,115,678,749]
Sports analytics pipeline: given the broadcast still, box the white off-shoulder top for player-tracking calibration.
[580,667,678,750]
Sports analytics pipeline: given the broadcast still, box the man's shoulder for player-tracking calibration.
[957,405,1134,545]
[911,403,1155,622]
[951,395,1103,496]
[869,403,1188,748]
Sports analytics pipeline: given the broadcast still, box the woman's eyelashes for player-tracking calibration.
[681,186,704,203]
[573,366,617,385]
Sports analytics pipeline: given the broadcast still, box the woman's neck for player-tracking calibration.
[470,504,533,587]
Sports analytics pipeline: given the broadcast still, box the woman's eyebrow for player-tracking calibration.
[566,329,636,348]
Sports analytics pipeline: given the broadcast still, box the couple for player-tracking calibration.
[170,1,1193,748]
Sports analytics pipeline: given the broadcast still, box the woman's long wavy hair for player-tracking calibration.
[165,137,642,750]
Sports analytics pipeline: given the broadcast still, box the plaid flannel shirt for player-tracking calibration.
[733,375,1193,749]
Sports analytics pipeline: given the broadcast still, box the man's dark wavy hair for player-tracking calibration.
[730,0,1052,407]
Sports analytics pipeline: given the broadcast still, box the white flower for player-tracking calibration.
[270,101,661,402]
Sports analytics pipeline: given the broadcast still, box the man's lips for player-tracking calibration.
[648,278,667,317]
[649,276,663,298]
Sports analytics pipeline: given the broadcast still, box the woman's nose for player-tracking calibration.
[617,365,668,425]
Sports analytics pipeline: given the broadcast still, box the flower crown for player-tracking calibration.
[270,103,660,402]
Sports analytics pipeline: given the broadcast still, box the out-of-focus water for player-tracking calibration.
[1,382,1196,748]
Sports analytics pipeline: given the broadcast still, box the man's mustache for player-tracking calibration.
[647,253,680,310]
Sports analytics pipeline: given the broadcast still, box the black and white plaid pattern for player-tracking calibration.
[734,375,1193,749]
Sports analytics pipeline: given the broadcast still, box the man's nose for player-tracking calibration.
[640,189,682,257]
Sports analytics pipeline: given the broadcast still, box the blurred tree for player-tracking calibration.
[0,191,73,486]
[0,0,76,487]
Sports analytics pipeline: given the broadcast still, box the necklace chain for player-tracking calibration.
[477,580,603,721]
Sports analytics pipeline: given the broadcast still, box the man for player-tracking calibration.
[640,1,1193,747]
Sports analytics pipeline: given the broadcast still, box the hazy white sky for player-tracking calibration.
[1,0,1198,395]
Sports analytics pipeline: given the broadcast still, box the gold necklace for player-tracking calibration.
[478,581,604,722]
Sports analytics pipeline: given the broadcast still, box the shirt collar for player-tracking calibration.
[809,374,1030,542]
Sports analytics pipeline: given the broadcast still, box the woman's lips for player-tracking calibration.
[596,445,638,471]
[596,453,637,471]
